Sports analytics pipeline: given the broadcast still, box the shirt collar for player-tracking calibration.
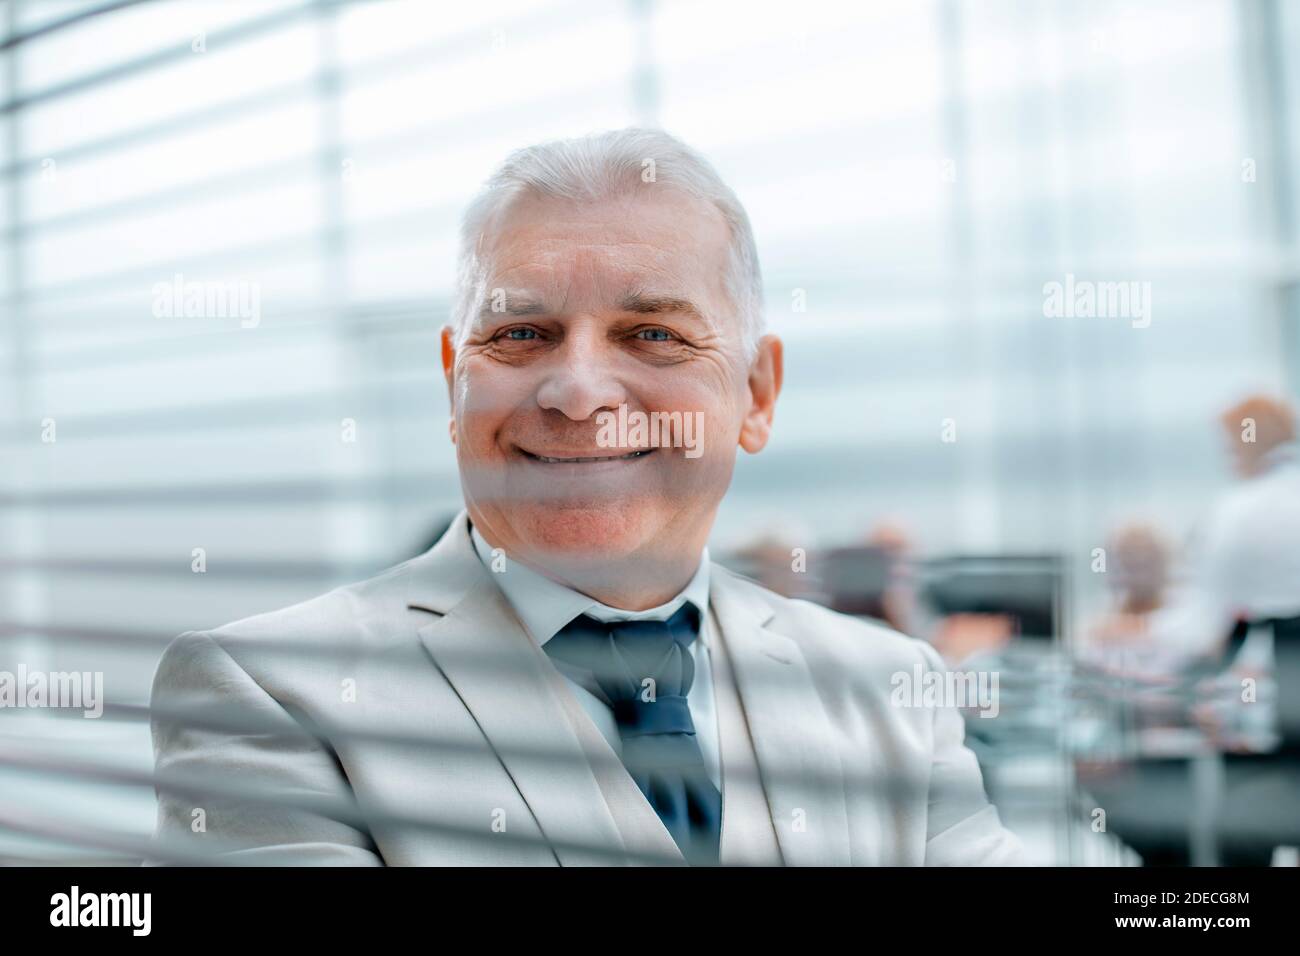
[470,525,711,647]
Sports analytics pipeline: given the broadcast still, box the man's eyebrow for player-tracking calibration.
[477,294,548,319]
[618,292,706,322]
[475,291,707,321]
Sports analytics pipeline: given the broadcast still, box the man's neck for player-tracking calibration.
[554,568,698,612]
[474,527,703,612]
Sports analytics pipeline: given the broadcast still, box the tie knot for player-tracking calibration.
[546,603,702,718]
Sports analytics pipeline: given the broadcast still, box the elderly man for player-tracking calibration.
[150,128,1021,866]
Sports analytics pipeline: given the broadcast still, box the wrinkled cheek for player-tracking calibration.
[457,366,531,451]
[458,461,513,514]
[453,395,512,509]
[457,377,497,428]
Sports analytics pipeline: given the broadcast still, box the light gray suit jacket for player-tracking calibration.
[149,513,1022,865]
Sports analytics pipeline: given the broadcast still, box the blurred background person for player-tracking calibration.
[930,612,1016,669]
[1076,395,1300,866]
[1078,523,1172,671]
[863,520,917,635]
[723,521,816,600]
[1095,524,1171,637]
[1149,395,1300,665]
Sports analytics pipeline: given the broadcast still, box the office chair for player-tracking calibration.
[1215,614,1300,864]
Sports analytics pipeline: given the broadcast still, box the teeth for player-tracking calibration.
[534,450,651,463]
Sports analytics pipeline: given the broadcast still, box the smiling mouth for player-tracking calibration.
[519,448,656,464]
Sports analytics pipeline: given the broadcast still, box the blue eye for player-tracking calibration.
[504,327,538,340]
[637,328,674,341]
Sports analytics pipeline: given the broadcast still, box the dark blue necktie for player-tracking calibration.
[545,603,722,865]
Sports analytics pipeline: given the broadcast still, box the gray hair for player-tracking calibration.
[451,127,765,359]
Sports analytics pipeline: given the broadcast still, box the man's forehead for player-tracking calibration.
[483,191,727,269]
[487,186,728,238]
[472,191,733,320]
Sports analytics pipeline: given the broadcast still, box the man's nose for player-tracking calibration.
[535,325,627,421]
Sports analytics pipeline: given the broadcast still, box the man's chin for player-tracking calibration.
[516,503,655,564]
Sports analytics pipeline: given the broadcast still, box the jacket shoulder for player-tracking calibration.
[190,556,422,653]
[712,564,941,676]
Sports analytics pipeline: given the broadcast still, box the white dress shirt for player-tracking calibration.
[1151,442,1300,658]
[470,526,721,790]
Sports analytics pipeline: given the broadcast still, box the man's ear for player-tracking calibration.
[739,334,783,454]
[440,325,458,446]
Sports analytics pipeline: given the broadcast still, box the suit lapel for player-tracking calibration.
[711,570,852,866]
[706,607,785,866]
[539,649,687,866]
[409,515,635,866]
